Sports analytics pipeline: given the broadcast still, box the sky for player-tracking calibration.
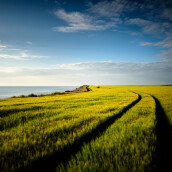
[0,0,172,86]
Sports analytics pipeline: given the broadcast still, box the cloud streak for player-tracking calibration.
[140,34,172,61]
[0,43,50,60]
[0,60,171,85]
[126,18,166,35]
[60,61,172,73]
[53,9,116,32]
[0,53,49,60]
[26,41,32,45]
[87,0,133,17]
[0,45,7,48]
[53,0,172,34]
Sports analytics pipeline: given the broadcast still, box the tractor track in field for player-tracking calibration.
[151,95,172,172]
[19,92,141,172]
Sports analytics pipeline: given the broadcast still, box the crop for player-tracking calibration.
[58,92,157,171]
[0,85,171,172]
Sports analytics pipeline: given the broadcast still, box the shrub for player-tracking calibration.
[28,93,37,97]
[10,96,16,98]
[65,90,71,93]
[18,95,25,98]
[38,94,45,97]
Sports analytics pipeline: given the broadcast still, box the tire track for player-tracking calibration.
[19,92,141,172]
[151,95,172,172]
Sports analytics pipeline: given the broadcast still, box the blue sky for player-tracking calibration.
[0,0,172,85]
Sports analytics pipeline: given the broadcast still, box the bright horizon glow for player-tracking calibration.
[0,0,172,85]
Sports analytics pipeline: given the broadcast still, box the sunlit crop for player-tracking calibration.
[0,85,171,172]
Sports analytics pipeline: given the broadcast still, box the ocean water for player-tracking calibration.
[0,86,78,98]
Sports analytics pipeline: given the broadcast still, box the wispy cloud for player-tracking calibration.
[126,18,165,35]
[0,60,171,85]
[87,0,133,18]
[60,61,172,73]
[60,61,113,70]
[0,44,49,60]
[53,9,116,32]
[141,36,172,48]
[26,41,32,45]
[8,49,21,51]
[53,0,172,36]
[122,0,172,62]
[59,61,172,85]
[54,9,91,24]
[158,48,172,61]
[140,34,172,61]
[0,54,28,60]
[0,52,49,60]
[0,42,49,60]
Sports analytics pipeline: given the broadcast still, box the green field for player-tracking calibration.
[0,86,172,172]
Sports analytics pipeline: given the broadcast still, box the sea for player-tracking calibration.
[0,86,78,99]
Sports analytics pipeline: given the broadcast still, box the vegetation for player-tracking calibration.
[58,92,156,171]
[0,85,171,172]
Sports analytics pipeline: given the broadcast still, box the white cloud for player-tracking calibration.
[0,45,7,48]
[53,1,172,35]
[60,61,113,70]
[8,49,21,51]
[0,54,28,60]
[127,16,172,62]
[158,48,172,61]
[60,61,172,73]
[0,52,49,60]
[140,35,172,61]
[53,23,108,32]
[53,9,116,32]
[0,60,171,85]
[140,42,155,46]
[54,9,92,24]
[140,37,172,48]
[19,53,49,59]
[0,43,49,60]
[126,18,165,35]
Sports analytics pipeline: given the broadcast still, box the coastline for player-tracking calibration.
[9,85,90,98]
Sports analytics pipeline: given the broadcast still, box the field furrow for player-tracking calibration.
[57,92,156,172]
[0,87,137,172]
[0,85,171,172]
[24,92,141,172]
[151,95,172,172]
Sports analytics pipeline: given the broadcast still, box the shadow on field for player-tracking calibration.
[20,93,141,172]
[0,106,42,118]
[152,96,172,172]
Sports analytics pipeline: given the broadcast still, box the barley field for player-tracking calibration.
[0,85,171,172]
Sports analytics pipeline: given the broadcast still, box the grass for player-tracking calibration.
[0,85,171,172]
[58,92,157,172]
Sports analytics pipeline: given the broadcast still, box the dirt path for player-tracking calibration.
[151,96,172,172]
